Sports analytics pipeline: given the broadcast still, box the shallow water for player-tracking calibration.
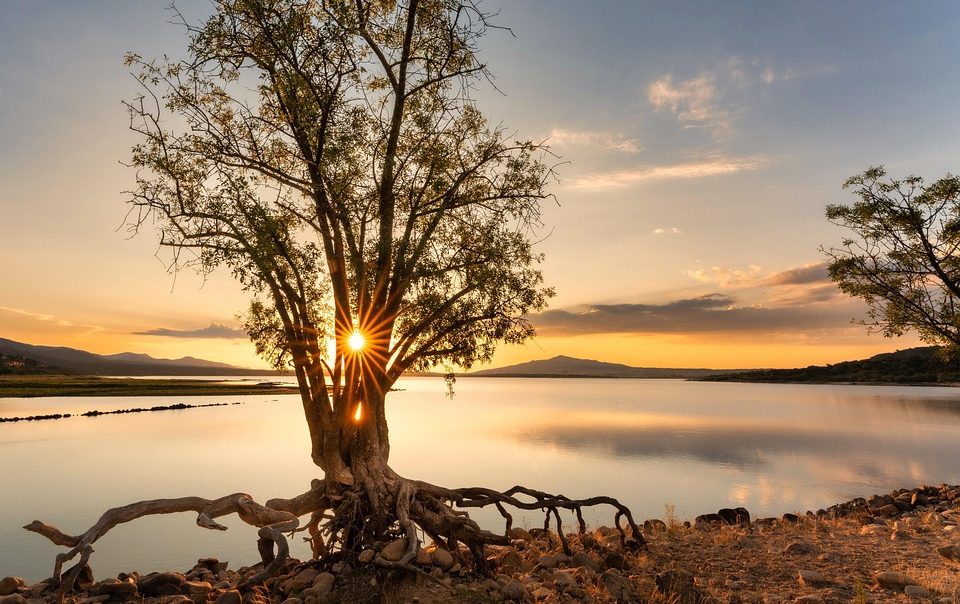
[3,377,960,581]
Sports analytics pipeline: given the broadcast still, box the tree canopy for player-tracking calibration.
[824,166,960,355]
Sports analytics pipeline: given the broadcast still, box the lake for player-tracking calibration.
[3,377,960,582]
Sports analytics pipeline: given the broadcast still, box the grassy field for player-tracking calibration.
[0,375,300,398]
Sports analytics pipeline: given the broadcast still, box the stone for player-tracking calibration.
[797,570,829,587]
[794,597,823,604]
[161,597,193,604]
[431,548,454,569]
[860,524,888,536]
[64,562,95,590]
[91,580,138,602]
[495,549,523,573]
[890,529,911,541]
[138,572,187,597]
[905,585,931,598]
[695,513,724,527]
[784,542,819,555]
[718,507,751,525]
[312,572,334,596]
[603,551,627,571]
[874,571,919,590]
[358,549,375,564]
[570,552,600,571]
[0,578,24,597]
[644,519,667,534]
[280,599,302,604]
[939,545,960,562]
[781,513,800,523]
[0,596,26,604]
[602,569,635,602]
[655,569,701,604]
[380,538,408,562]
[876,504,900,517]
[550,571,576,590]
[501,579,526,601]
[536,553,566,569]
[508,527,531,540]
[288,568,319,592]
[213,589,242,604]
[480,578,500,593]
[414,548,432,565]
[183,581,212,604]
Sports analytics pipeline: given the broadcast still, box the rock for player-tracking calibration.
[905,585,931,598]
[312,572,334,596]
[797,570,829,587]
[501,579,526,601]
[781,513,800,523]
[644,519,667,534]
[0,595,26,604]
[784,542,819,555]
[876,504,900,517]
[358,549,375,564]
[138,572,187,597]
[718,507,751,525]
[602,569,635,602]
[859,524,888,536]
[280,599,302,604]
[570,552,600,571]
[214,589,242,604]
[495,549,523,573]
[431,547,454,570]
[874,571,919,590]
[603,551,627,571]
[536,553,566,569]
[183,580,212,604]
[64,562,95,590]
[289,568,319,592]
[939,545,960,562]
[695,513,724,527]
[550,571,576,590]
[0,578,24,597]
[160,596,193,604]
[508,527,531,541]
[414,548,432,565]
[380,538,408,562]
[655,569,701,604]
[91,580,138,602]
[480,578,500,593]
[794,597,823,604]
[890,529,911,541]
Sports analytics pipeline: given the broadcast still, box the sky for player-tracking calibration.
[3,1,960,370]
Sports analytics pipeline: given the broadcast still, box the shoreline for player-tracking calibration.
[4,484,959,604]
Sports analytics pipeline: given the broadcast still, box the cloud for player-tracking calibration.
[567,156,764,191]
[135,322,246,339]
[653,227,682,235]
[685,265,764,288]
[548,128,640,153]
[0,306,103,333]
[532,293,853,336]
[764,262,830,286]
[648,73,729,134]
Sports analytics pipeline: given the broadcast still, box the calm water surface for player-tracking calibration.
[3,377,960,581]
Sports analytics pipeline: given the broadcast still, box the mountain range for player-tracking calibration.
[0,338,273,376]
[465,355,746,379]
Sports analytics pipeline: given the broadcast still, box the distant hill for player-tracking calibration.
[465,355,746,379]
[700,346,960,384]
[0,338,276,376]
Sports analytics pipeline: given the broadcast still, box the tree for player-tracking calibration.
[824,166,960,355]
[27,0,643,592]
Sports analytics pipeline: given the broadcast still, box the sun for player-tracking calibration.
[347,331,366,352]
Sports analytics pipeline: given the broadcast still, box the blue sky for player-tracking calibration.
[2,1,958,368]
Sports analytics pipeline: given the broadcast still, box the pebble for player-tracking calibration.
[874,571,918,590]
[213,589,242,604]
[904,585,931,598]
[0,596,26,604]
[797,570,829,587]
[0,578,24,597]
[431,548,454,569]
[939,545,960,562]
[859,524,888,536]
[784,542,819,555]
[501,579,526,601]
[379,538,408,562]
[357,549,375,564]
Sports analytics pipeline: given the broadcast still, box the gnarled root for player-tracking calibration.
[26,473,644,596]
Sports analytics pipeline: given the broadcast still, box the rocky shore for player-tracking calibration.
[4,484,960,604]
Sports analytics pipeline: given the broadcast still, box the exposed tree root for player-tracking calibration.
[26,473,645,597]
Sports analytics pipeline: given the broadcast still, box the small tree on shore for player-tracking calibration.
[824,166,960,355]
[26,0,643,592]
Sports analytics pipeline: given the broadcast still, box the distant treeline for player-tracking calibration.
[0,353,63,375]
[701,346,960,384]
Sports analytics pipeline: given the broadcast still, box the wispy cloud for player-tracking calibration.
[648,73,730,134]
[764,262,830,286]
[135,322,246,339]
[548,128,640,153]
[568,156,764,191]
[653,227,682,235]
[0,306,103,333]
[685,265,764,288]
